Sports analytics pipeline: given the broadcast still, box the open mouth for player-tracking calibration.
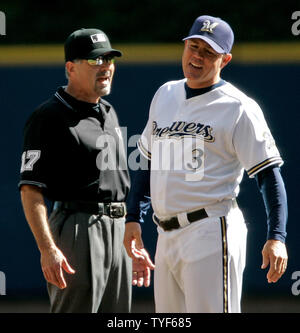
[97,76,110,81]
[96,76,110,86]
[190,62,202,69]
[96,71,111,84]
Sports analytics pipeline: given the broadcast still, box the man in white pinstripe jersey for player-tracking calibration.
[124,15,288,313]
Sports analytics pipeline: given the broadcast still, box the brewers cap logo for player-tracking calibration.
[200,20,219,33]
[90,33,106,43]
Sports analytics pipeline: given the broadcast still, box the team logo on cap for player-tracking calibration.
[200,20,219,33]
[90,33,106,43]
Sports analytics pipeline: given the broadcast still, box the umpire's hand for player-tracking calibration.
[41,246,75,289]
[261,239,288,283]
[20,185,75,289]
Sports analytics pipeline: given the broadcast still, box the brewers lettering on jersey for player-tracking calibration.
[152,120,215,141]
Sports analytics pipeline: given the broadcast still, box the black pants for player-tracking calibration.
[47,208,132,313]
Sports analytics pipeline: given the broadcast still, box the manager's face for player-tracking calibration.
[182,38,232,89]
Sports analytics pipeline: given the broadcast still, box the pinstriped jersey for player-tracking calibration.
[138,79,283,219]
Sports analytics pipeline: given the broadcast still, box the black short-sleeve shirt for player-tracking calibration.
[19,86,130,203]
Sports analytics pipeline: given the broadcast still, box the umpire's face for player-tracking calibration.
[182,39,232,89]
[66,56,115,103]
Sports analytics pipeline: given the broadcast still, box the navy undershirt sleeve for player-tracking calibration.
[125,156,151,224]
[255,166,288,243]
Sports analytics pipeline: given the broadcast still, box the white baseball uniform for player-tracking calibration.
[137,78,283,312]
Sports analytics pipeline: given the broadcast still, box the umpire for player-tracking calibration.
[19,28,132,313]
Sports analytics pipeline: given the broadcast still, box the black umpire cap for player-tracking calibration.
[64,28,122,62]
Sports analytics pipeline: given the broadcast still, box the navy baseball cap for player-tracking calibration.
[183,15,234,54]
[64,28,122,62]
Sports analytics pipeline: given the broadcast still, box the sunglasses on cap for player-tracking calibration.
[87,54,115,66]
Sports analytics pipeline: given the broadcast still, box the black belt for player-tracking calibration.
[54,201,126,218]
[153,208,208,231]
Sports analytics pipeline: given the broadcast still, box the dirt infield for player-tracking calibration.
[0,295,299,313]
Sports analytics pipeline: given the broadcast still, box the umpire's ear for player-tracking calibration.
[220,53,232,70]
[65,60,76,78]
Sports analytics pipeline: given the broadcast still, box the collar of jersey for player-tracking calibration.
[184,79,226,100]
[55,86,110,114]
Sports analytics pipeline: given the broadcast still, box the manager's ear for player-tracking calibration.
[220,53,232,70]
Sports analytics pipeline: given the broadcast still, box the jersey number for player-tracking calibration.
[185,147,205,182]
[186,148,204,171]
[20,150,41,172]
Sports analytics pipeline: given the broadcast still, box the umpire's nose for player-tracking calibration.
[97,60,113,74]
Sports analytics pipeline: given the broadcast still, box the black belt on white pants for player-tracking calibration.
[153,208,209,231]
[153,200,238,231]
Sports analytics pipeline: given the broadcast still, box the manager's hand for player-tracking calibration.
[132,257,153,287]
[261,239,288,283]
[124,222,155,286]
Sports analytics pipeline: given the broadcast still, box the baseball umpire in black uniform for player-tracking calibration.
[19,28,132,313]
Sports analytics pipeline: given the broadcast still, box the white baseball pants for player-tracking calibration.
[153,205,247,313]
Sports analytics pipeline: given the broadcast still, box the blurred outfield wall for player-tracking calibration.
[0,43,299,306]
